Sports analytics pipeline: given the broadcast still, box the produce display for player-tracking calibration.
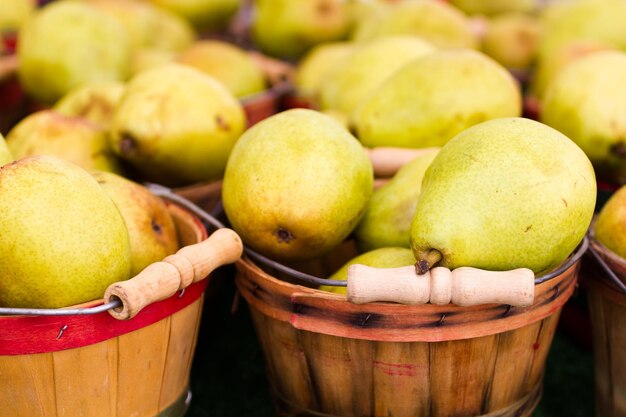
[2,0,626,416]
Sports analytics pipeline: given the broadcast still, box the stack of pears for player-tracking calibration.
[0,155,181,309]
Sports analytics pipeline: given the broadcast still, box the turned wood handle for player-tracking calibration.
[248,51,296,86]
[104,228,243,320]
[347,265,535,307]
[366,147,439,178]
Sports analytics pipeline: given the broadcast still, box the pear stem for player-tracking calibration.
[415,249,443,275]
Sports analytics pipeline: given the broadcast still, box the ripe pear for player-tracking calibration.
[352,0,478,50]
[295,41,355,102]
[86,0,196,53]
[0,133,13,166]
[6,110,123,174]
[410,117,596,275]
[481,13,541,70]
[222,109,373,262]
[92,171,179,276]
[319,36,436,116]
[251,0,352,59]
[353,49,521,148]
[108,63,246,187]
[148,0,240,31]
[540,51,626,184]
[176,40,266,98]
[537,0,626,64]
[448,0,536,16]
[594,185,626,260]
[53,81,126,130]
[354,148,439,252]
[319,247,415,294]
[0,0,35,35]
[0,155,131,308]
[129,48,176,76]
[17,1,132,104]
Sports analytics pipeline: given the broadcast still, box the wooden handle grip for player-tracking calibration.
[346,265,535,307]
[104,228,243,320]
[366,147,440,177]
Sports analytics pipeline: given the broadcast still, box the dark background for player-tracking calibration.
[185,266,596,417]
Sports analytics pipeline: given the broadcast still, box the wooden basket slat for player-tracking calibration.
[1,353,56,417]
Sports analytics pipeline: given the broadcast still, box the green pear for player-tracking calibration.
[319,36,436,116]
[251,0,352,59]
[410,117,596,275]
[319,247,415,294]
[295,41,355,102]
[540,51,626,184]
[176,40,266,98]
[537,0,626,64]
[17,1,132,105]
[6,110,123,174]
[108,63,246,187]
[91,171,179,276]
[594,185,626,259]
[352,0,478,50]
[148,0,240,31]
[86,0,196,53]
[0,133,13,166]
[129,48,177,76]
[448,0,536,16]
[53,81,126,130]
[353,49,521,148]
[481,13,542,70]
[354,148,439,252]
[0,155,131,308]
[222,108,373,262]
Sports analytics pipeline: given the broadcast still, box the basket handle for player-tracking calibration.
[104,228,243,320]
[346,265,535,307]
[366,147,439,178]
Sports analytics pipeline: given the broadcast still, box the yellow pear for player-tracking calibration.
[0,155,131,308]
[0,133,13,166]
[6,110,123,174]
[53,81,126,130]
[92,171,179,276]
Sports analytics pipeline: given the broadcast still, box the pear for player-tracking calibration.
[529,40,610,102]
[481,13,542,71]
[129,48,177,76]
[352,0,478,50]
[354,148,439,252]
[92,171,179,276]
[53,81,126,130]
[108,63,246,187]
[0,0,35,35]
[251,0,352,59]
[176,40,266,98]
[594,185,626,259]
[319,247,415,294]
[353,49,521,148]
[148,0,240,31]
[295,41,355,103]
[540,51,626,184]
[86,0,196,53]
[410,117,596,275]
[6,110,123,174]
[0,155,131,308]
[222,109,373,262]
[319,36,436,116]
[448,0,536,16]
[17,1,132,105]
[0,133,13,166]
[537,0,626,64]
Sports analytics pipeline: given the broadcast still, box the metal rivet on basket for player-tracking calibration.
[178,288,185,298]
[56,324,68,340]
[501,305,512,317]
[437,313,447,326]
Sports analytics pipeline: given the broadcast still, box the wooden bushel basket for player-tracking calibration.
[583,238,626,417]
[235,244,582,417]
[0,201,213,417]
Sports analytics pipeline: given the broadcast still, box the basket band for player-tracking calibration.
[0,279,207,355]
[270,380,542,417]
